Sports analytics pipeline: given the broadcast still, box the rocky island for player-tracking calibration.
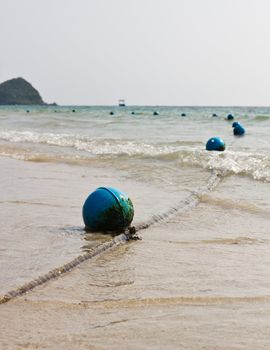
[0,77,52,105]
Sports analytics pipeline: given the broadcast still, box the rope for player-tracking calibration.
[0,170,222,305]
[135,170,222,231]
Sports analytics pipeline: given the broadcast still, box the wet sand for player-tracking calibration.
[1,156,270,349]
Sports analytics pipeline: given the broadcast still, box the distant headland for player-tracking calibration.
[0,77,56,105]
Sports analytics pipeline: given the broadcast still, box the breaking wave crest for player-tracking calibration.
[0,130,181,156]
[0,130,269,182]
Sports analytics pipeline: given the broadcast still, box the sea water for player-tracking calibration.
[0,106,269,349]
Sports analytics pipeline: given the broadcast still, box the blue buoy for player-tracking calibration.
[227,114,234,120]
[206,137,226,151]
[232,122,241,128]
[82,187,134,232]
[233,124,245,136]
[181,113,186,117]
[153,111,159,116]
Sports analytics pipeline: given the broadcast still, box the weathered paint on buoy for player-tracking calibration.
[233,124,245,136]
[82,187,134,232]
[206,137,226,151]
[227,114,234,120]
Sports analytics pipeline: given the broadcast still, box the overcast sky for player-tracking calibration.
[1,0,270,105]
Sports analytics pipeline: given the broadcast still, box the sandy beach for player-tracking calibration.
[2,0,270,346]
[1,149,270,349]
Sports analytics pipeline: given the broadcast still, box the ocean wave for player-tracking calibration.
[254,115,270,121]
[0,130,203,157]
[154,149,270,182]
[0,130,269,182]
[203,151,270,182]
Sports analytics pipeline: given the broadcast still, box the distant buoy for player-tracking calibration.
[82,187,134,232]
[181,113,186,117]
[233,124,245,136]
[212,113,218,117]
[131,111,135,115]
[206,137,226,151]
[72,109,76,113]
[232,122,241,128]
[153,111,159,116]
[26,110,30,113]
[110,111,114,115]
[227,114,234,120]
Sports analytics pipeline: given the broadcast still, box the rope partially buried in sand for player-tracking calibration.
[0,170,222,305]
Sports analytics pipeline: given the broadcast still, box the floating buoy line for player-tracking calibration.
[0,170,223,305]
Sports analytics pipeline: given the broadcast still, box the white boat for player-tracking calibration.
[118,99,126,107]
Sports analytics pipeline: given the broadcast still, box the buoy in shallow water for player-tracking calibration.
[212,113,218,117]
[206,137,226,151]
[110,111,114,115]
[82,187,134,232]
[227,114,234,120]
[233,124,245,136]
[153,111,159,116]
[181,113,186,117]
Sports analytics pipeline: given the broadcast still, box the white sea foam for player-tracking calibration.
[0,130,180,156]
[0,130,269,182]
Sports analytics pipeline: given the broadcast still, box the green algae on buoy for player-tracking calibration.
[82,187,134,232]
[206,137,226,151]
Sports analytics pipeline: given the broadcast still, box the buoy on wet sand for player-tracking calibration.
[233,124,245,136]
[82,187,134,232]
[226,114,234,120]
[206,137,226,151]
